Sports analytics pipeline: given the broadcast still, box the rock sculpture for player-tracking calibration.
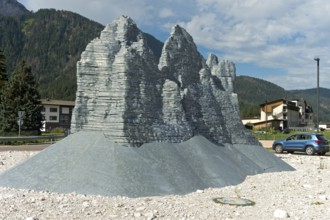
[0,16,294,198]
[71,15,257,146]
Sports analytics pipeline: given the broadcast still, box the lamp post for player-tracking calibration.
[265,99,268,131]
[314,57,320,132]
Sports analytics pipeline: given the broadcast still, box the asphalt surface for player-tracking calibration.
[0,144,50,152]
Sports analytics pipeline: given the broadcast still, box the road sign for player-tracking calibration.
[17,119,23,126]
[18,111,24,118]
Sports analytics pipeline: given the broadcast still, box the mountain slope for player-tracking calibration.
[234,75,330,122]
[290,88,330,122]
[0,8,163,100]
[0,0,29,16]
[0,8,104,99]
[20,9,105,99]
[234,75,292,118]
[1,2,329,122]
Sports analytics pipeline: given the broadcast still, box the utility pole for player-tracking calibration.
[265,99,268,131]
[314,57,320,132]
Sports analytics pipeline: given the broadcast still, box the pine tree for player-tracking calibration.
[0,49,7,88]
[0,61,43,135]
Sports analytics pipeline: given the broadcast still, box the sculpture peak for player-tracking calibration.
[72,16,257,146]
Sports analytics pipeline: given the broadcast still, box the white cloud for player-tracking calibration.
[18,0,330,89]
[21,0,154,24]
[184,0,330,89]
[159,8,174,18]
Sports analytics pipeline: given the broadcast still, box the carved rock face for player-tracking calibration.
[71,15,257,146]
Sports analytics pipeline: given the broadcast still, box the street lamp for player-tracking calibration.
[265,99,268,131]
[314,57,320,132]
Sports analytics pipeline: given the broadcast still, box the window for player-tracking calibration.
[288,135,297,140]
[49,116,57,121]
[50,107,58,112]
[60,115,70,124]
[41,107,45,112]
[61,107,69,114]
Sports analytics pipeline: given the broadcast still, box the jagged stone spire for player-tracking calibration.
[71,15,162,145]
[207,54,236,92]
[71,16,257,146]
[158,25,205,89]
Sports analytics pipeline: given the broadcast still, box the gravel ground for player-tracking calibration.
[0,150,329,220]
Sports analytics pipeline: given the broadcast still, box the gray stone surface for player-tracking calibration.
[71,16,163,145]
[71,15,257,146]
[0,16,295,198]
[0,131,294,197]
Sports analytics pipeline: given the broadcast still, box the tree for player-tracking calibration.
[0,61,43,135]
[0,49,7,88]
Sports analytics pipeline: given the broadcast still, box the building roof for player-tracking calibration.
[260,99,300,112]
[40,99,75,107]
[260,99,296,107]
[252,119,284,126]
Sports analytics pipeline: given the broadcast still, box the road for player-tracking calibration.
[0,141,273,152]
[0,143,51,152]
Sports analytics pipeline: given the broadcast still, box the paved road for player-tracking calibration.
[1,141,273,151]
[0,144,51,152]
[259,140,274,148]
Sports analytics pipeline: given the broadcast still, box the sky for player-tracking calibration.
[17,0,330,90]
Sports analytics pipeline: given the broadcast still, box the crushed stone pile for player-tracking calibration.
[0,131,294,197]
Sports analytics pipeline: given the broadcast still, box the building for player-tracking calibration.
[319,123,330,130]
[242,98,314,130]
[290,99,314,127]
[40,99,75,132]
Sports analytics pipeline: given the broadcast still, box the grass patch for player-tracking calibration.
[253,129,330,141]
[311,201,324,205]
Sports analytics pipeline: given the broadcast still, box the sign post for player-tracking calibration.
[17,111,24,136]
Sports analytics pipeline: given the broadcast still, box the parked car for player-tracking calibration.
[272,132,329,155]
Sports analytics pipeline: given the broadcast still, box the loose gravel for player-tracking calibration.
[1,151,330,220]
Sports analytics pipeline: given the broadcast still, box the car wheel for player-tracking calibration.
[305,146,315,155]
[274,144,283,154]
[287,150,294,154]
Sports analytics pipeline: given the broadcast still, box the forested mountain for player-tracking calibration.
[1,1,329,122]
[0,6,163,100]
[0,0,29,16]
[234,76,292,118]
[234,75,330,122]
[0,8,104,99]
[290,88,330,123]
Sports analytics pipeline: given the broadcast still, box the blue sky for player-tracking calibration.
[18,0,330,90]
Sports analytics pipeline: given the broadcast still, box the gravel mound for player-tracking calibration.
[1,151,329,219]
[0,131,293,197]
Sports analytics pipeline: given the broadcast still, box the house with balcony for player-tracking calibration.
[290,99,314,127]
[320,122,330,130]
[40,99,75,132]
[242,98,314,130]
